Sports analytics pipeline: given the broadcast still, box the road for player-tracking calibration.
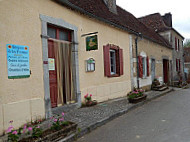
[77,88,190,142]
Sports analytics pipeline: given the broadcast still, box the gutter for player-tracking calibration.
[55,0,172,49]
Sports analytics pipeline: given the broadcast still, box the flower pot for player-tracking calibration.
[128,94,147,104]
[86,100,97,107]
[19,121,77,142]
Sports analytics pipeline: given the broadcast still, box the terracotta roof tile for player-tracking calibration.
[56,0,171,48]
[138,13,170,32]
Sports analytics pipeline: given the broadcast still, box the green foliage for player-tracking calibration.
[32,126,43,138]
[127,88,144,99]
[184,39,190,48]
[8,132,19,142]
[50,112,68,131]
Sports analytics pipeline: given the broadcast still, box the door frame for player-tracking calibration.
[40,14,81,118]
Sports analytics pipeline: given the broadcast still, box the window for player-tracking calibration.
[175,37,178,51]
[59,30,69,41]
[138,56,149,78]
[175,37,180,51]
[47,27,56,39]
[178,39,180,51]
[110,49,116,75]
[47,25,71,41]
[142,57,147,77]
[176,59,181,72]
[103,44,123,77]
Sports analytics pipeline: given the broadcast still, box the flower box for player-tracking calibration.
[86,100,97,107]
[19,121,77,142]
[128,94,147,103]
[127,88,147,103]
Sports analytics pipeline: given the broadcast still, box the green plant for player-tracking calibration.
[84,93,92,102]
[50,112,68,131]
[128,88,144,99]
[32,126,43,138]
[6,121,20,142]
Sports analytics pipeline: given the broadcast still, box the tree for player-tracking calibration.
[184,39,190,48]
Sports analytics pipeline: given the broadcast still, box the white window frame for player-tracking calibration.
[140,51,147,78]
[110,49,116,75]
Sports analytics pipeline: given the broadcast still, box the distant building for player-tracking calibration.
[139,13,185,83]
[184,48,190,82]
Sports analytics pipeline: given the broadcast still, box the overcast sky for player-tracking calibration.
[117,0,190,40]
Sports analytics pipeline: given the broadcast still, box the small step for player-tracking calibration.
[157,86,168,91]
[152,86,168,91]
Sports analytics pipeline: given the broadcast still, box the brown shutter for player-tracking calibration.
[179,59,181,72]
[119,48,124,75]
[175,37,177,51]
[138,56,143,78]
[147,56,149,76]
[178,39,180,51]
[176,59,178,72]
[103,45,111,77]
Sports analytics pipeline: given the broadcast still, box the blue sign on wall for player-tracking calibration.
[7,44,30,79]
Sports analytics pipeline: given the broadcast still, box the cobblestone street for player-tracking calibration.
[76,88,190,142]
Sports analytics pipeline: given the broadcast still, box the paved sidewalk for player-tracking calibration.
[58,88,173,142]
[0,87,176,142]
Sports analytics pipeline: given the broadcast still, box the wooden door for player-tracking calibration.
[47,25,71,108]
[48,40,58,108]
[163,59,169,83]
[151,59,155,81]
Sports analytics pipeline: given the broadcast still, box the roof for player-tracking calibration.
[139,13,184,39]
[55,0,172,48]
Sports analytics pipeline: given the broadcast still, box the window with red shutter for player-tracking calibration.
[179,59,181,72]
[103,44,124,77]
[138,56,143,78]
[119,48,123,75]
[103,45,111,77]
[175,37,177,51]
[147,56,149,76]
[176,59,178,72]
[178,39,180,51]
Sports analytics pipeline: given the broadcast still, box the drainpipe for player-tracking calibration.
[135,33,142,89]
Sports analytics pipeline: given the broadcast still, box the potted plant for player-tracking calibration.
[5,113,77,142]
[84,94,97,107]
[127,88,147,103]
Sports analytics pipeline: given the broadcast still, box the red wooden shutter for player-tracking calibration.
[176,59,178,72]
[178,39,180,51]
[175,37,177,51]
[147,56,149,76]
[179,59,181,72]
[119,48,124,75]
[138,56,143,78]
[103,45,111,77]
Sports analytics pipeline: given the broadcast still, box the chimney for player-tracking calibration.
[103,0,117,14]
[162,13,172,27]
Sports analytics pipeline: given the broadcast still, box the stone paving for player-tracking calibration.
[0,87,179,142]
[58,88,174,142]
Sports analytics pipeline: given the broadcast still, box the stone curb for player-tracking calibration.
[58,88,173,142]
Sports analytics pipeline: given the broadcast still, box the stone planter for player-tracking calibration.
[128,94,147,104]
[19,121,77,142]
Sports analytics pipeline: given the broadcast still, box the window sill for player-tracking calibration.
[108,74,120,78]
